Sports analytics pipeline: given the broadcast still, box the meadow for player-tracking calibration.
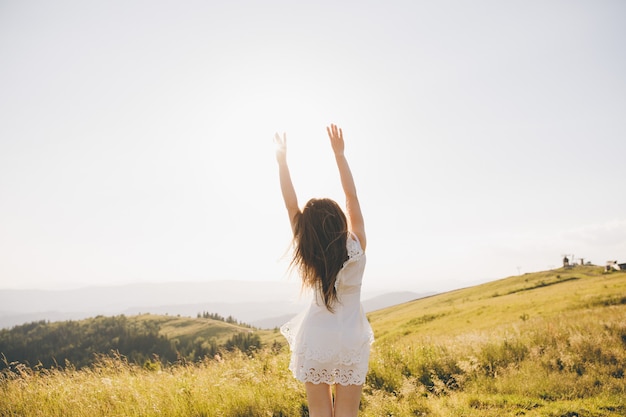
[1,266,625,416]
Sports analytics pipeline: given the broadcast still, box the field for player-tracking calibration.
[1,266,625,416]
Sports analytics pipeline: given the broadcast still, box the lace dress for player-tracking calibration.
[281,234,374,385]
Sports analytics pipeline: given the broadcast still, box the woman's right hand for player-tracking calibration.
[274,132,287,164]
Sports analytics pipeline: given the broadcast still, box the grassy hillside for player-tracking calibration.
[368,265,625,341]
[136,313,255,344]
[361,265,626,416]
[130,313,284,353]
[1,266,624,416]
[0,313,270,369]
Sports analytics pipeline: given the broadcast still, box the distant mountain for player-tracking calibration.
[362,291,431,312]
[0,281,429,329]
[250,314,296,330]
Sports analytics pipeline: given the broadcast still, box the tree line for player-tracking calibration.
[196,311,253,328]
[0,314,261,370]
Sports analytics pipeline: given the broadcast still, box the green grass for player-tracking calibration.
[368,266,624,341]
[132,313,285,348]
[137,313,263,345]
[1,266,625,416]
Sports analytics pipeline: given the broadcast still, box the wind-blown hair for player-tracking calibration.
[291,198,349,312]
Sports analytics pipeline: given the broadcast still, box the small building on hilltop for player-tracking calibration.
[605,260,626,272]
[562,254,593,269]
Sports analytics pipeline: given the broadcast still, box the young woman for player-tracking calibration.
[274,124,374,417]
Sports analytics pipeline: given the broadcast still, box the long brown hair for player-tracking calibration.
[291,198,349,312]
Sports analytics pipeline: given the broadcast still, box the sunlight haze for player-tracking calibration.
[1,0,625,294]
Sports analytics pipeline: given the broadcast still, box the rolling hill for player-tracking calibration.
[366,265,625,343]
[0,313,266,369]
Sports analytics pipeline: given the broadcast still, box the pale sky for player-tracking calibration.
[1,0,625,294]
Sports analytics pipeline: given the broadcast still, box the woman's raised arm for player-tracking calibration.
[327,124,366,250]
[274,132,300,234]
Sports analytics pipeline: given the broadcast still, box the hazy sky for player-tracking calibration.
[1,0,625,294]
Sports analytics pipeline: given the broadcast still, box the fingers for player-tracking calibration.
[327,124,341,140]
[274,132,286,145]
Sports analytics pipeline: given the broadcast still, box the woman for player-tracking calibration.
[274,124,374,417]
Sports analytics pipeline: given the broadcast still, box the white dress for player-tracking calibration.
[281,234,374,385]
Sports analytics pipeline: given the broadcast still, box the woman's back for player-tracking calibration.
[281,233,373,386]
